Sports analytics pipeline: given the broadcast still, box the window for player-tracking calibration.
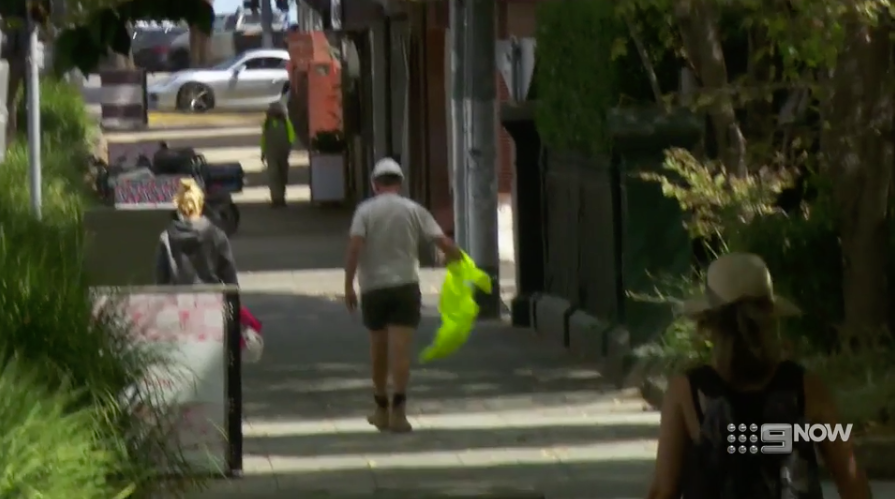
[243,57,288,70]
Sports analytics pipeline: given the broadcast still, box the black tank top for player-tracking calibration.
[680,361,823,499]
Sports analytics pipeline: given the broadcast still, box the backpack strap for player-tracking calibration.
[770,360,806,414]
[160,231,178,276]
[686,365,726,423]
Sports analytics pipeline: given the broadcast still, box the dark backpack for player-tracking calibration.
[681,361,823,499]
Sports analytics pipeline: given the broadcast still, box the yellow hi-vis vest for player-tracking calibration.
[419,251,492,363]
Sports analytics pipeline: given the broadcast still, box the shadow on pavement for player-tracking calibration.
[240,292,629,422]
[243,164,310,190]
[192,459,654,498]
[248,423,659,458]
[155,132,263,150]
[230,202,352,273]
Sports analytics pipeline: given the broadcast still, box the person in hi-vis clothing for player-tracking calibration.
[260,102,296,208]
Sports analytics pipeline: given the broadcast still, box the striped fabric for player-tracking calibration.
[99,69,148,131]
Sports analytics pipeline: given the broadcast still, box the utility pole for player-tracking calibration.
[26,10,42,219]
[463,0,499,317]
[449,0,468,250]
[260,0,274,48]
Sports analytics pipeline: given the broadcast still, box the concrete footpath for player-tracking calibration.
[207,201,895,499]
[102,125,894,498]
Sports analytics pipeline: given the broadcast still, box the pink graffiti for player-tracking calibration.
[93,294,225,344]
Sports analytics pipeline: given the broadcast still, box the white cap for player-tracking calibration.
[372,158,404,179]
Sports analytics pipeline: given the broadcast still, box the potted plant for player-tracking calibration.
[308,129,347,204]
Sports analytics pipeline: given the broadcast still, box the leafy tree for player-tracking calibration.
[620,0,893,344]
[0,0,214,139]
[537,0,894,345]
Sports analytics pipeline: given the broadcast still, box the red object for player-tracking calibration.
[152,45,169,54]
[239,306,262,350]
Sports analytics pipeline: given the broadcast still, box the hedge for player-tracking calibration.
[0,79,200,498]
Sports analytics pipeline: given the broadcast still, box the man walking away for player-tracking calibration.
[344,158,462,432]
[260,102,296,208]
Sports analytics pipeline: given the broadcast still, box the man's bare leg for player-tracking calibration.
[387,325,414,432]
[367,330,390,430]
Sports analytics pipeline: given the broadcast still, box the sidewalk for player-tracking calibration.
[184,200,654,499]
[190,200,895,499]
[104,126,892,499]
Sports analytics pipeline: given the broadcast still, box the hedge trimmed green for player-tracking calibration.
[0,79,203,498]
[534,0,621,156]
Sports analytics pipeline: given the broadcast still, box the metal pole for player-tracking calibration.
[26,13,42,220]
[260,0,274,48]
[464,0,499,317]
[449,0,468,250]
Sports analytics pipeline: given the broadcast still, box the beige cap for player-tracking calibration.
[681,252,800,317]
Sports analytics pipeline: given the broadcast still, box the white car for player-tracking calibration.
[147,49,291,113]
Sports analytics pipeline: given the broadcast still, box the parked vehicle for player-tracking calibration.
[132,27,188,72]
[147,49,291,113]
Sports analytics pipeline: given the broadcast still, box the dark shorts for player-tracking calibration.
[360,283,422,331]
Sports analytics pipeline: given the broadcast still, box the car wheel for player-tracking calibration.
[176,83,215,113]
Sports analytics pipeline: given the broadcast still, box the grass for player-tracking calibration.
[0,78,205,498]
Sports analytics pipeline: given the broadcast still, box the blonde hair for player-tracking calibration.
[173,178,205,218]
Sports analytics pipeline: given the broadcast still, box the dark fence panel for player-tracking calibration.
[541,150,623,321]
[539,108,703,347]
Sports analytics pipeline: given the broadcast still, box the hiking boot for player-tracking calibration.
[388,405,413,433]
[366,406,389,431]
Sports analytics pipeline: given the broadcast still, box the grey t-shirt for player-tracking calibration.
[349,193,444,292]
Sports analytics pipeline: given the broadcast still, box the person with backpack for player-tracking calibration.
[156,178,238,286]
[647,253,870,499]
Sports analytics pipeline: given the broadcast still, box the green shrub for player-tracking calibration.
[1,78,203,497]
[639,148,844,350]
[17,78,96,155]
[0,357,131,499]
[633,148,895,433]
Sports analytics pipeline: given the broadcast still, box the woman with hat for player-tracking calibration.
[646,253,869,499]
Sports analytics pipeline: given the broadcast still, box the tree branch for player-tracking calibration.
[623,14,664,107]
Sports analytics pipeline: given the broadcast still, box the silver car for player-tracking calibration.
[147,49,291,113]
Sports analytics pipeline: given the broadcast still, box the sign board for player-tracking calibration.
[95,292,228,473]
[114,176,185,209]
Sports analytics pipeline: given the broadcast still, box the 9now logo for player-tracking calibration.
[760,423,853,454]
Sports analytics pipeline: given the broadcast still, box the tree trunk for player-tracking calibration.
[822,20,893,346]
[674,0,747,176]
[5,54,25,148]
[3,27,27,146]
[189,27,209,68]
